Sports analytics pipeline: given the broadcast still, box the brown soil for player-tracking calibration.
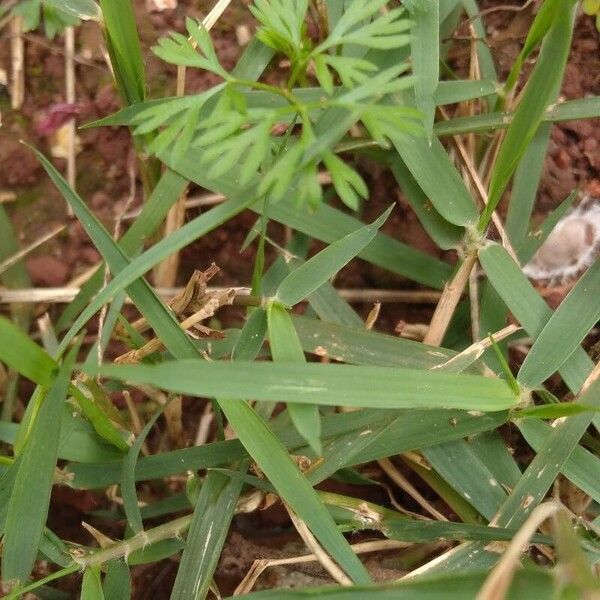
[0,1,599,597]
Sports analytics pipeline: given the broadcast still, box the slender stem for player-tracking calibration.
[233,78,302,108]
[75,515,193,568]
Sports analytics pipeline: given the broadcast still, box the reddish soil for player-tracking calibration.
[0,1,599,596]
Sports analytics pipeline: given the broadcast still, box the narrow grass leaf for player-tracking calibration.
[504,0,560,91]
[409,0,439,139]
[468,432,522,491]
[0,316,57,386]
[460,0,497,105]
[391,133,477,226]
[387,153,463,249]
[169,397,248,589]
[505,124,552,251]
[276,207,392,306]
[98,0,145,104]
[434,79,497,105]
[218,399,371,584]
[479,243,594,394]
[518,259,600,388]
[170,470,245,600]
[433,97,600,137]
[481,2,577,228]
[2,346,76,583]
[267,303,321,455]
[121,411,162,534]
[423,440,508,520]
[31,147,203,360]
[0,203,31,349]
[305,279,364,329]
[519,419,600,505]
[0,457,20,535]
[517,190,576,264]
[516,403,600,419]
[293,315,455,369]
[232,308,267,360]
[93,360,517,411]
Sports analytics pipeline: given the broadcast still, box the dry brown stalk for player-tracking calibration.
[64,26,77,195]
[0,286,442,305]
[423,252,479,347]
[10,16,24,109]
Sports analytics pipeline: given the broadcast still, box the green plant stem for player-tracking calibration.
[78,515,193,568]
[233,78,304,111]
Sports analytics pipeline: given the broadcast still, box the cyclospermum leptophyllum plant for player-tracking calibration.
[124,0,421,211]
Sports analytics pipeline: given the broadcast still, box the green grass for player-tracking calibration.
[1,0,600,598]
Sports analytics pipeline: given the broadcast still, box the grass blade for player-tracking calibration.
[433,97,600,137]
[1,345,76,583]
[387,153,463,249]
[481,1,577,229]
[98,0,145,104]
[505,124,552,251]
[276,207,392,306]
[409,0,439,139]
[517,259,600,388]
[0,316,57,386]
[267,303,321,455]
[293,315,455,369]
[81,566,105,600]
[121,411,162,534]
[93,360,517,412]
[102,560,131,600]
[423,440,508,520]
[479,243,594,394]
[392,133,477,226]
[170,470,245,600]
[218,398,371,584]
